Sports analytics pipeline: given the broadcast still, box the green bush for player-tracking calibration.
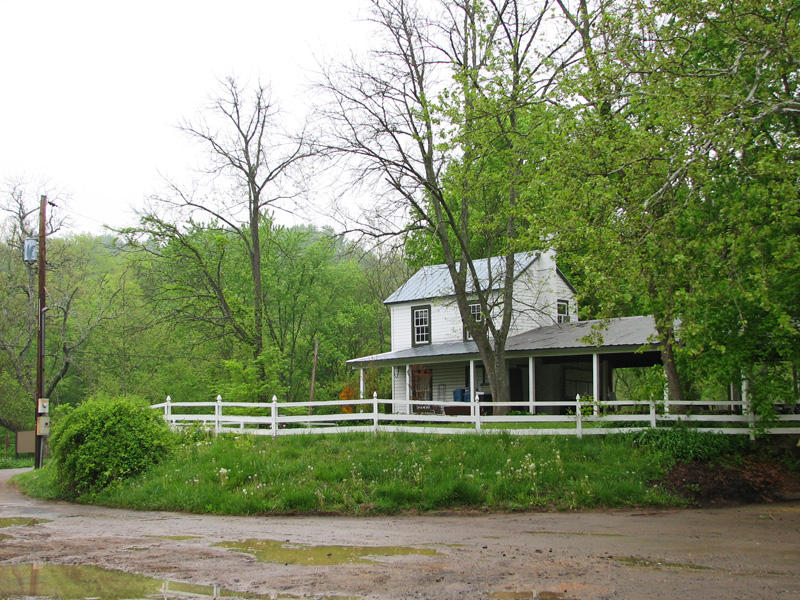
[51,395,174,498]
[631,426,747,462]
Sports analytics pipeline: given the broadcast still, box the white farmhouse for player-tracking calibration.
[348,250,661,413]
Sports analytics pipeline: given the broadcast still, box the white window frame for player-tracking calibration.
[411,305,431,346]
[464,302,483,340]
[557,299,571,324]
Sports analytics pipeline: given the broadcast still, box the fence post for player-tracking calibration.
[649,400,657,429]
[575,394,582,439]
[215,395,222,435]
[474,390,482,432]
[271,395,278,437]
[164,395,171,423]
[743,378,755,441]
[373,391,379,432]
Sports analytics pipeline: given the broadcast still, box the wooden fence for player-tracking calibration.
[150,394,800,438]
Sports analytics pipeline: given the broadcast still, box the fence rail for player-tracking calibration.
[150,394,800,438]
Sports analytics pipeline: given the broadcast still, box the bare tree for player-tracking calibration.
[319,0,579,410]
[122,78,314,393]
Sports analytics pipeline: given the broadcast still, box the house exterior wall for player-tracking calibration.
[389,250,577,352]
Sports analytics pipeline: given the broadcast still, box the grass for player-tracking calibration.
[0,455,34,469]
[14,431,683,514]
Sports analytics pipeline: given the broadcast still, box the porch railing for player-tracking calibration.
[150,394,800,438]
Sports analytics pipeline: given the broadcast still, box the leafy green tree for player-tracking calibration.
[0,186,118,430]
[538,0,800,407]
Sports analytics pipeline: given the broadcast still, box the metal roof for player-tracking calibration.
[383,251,541,305]
[347,316,659,367]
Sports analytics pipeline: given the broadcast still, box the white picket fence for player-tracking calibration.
[150,394,800,438]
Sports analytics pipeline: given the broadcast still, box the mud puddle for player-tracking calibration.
[0,564,357,600]
[215,538,441,566]
[0,516,50,527]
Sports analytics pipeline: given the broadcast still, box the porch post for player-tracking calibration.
[592,353,600,416]
[469,359,475,405]
[405,364,411,415]
[528,356,536,415]
[359,368,365,400]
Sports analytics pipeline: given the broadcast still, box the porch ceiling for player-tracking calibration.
[347,315,660,368]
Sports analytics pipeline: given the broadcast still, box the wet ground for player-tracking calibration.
[1,468,799,599]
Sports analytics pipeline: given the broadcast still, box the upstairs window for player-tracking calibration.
[464,303,483,340]
[557,299,571,324]
[411,305,431,346]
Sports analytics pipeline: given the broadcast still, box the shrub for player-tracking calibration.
[51,395,174,498]
[631,426,747,462]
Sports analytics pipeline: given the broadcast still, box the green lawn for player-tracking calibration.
[14,431,683,514]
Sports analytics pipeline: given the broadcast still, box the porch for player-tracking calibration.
[348,316,665,416]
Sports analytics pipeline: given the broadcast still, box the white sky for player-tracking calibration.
[0,0,372,235]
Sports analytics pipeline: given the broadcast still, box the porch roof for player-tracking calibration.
[347,315,659,367]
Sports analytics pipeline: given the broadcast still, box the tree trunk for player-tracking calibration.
[657,323,684,404]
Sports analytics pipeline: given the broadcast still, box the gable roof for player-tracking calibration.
[384,251,541,305]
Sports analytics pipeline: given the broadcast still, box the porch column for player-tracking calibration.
[359,368,365,399]
[469,359,475,402]
[405,364,411,415]
[592,353,600,416]
[528,356,536,414]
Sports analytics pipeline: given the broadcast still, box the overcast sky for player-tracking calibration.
[0,0,372,235]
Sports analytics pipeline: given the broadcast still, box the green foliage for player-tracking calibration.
[631,427,748,463]
[50,395,174,498]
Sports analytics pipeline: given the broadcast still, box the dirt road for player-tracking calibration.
[1,468,799,599]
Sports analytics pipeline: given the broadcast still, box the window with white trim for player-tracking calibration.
[464,303,483,340]
[411,305,431,346]
[557,299,571,324]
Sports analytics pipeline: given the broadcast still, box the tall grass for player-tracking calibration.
[17,431,681,513]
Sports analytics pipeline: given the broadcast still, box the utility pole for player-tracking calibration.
[308,336,319,414]
[34,195,47,469]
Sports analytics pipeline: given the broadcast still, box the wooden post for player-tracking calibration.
[743,378,755,440]
[308,337,319,415]
[405,364,411,415]
[165,395,171,422]
[373,391,379,432]
[576,394,582,439]
[592,353,600,417]
[215,395,222,435]
[528,356,535,415]
[34,195,47,470]
[474,389,481,432]
[649,400,657,429]
[271,395,278,437]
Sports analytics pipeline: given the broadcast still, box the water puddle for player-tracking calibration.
[616,556,712,570]
[0,564,357,599]
[0,516,50,528]
[215,538,441,566]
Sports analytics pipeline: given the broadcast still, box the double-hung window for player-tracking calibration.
[411,305,431,346]
[557,299,571,324]
[464,303,483,340]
